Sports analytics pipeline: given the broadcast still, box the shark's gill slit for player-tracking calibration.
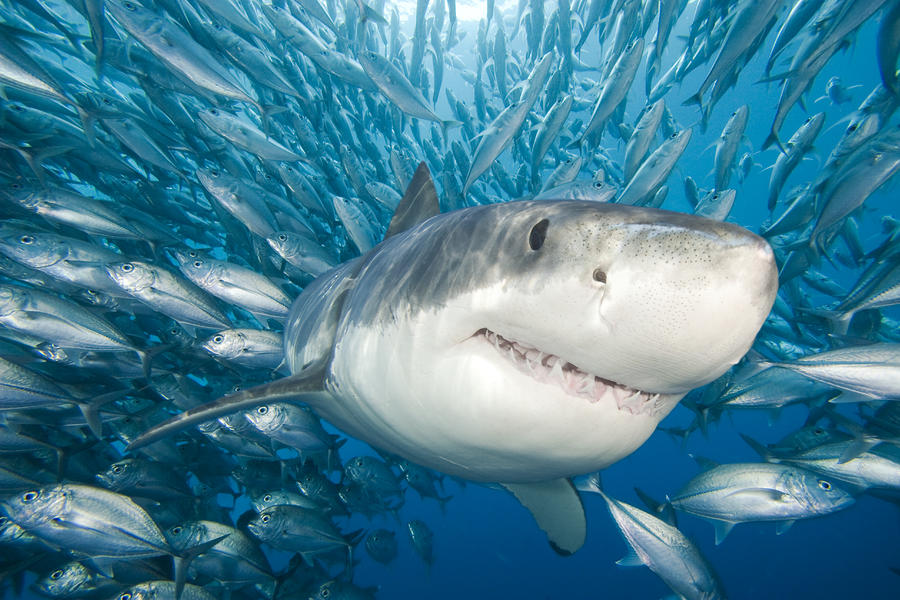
[473,328,659,415]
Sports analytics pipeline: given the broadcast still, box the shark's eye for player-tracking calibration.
[528,219,549,251]
[592,269,606,283]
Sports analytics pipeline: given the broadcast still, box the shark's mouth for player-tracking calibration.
[475,328,662,416]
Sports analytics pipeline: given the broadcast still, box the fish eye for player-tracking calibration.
[260,514,270,523]
[278,233,287,241]
[171,526,182,535]
[112,464,123,473]
[50,569,63,580]
[209,108,219,116]
[123,1,135,10]
[818,480,832,491]
[19,235,33,244]
[257,406,268,415]
[814,428,824,435]
[120,263,134,272]
[592,269,606,283]
[210,169,220,177]
[263,494,272,502]
[213,335,223,344]
[102,97,113,105]
[119,593,132,600]
[22,491,38,503]
[528,219,549,251]
[193,260,202,267]
[10,183,21,189]
[321,589,330,599]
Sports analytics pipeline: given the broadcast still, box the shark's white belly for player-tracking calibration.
[325,314,683,483]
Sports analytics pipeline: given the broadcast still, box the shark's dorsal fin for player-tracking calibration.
[502,478,587,555]
[126,361,328,451]
[385,162,440,239]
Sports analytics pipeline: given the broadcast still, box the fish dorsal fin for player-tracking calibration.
[385,162,440,239]
[502,478,587,556]
[126,361,328,451]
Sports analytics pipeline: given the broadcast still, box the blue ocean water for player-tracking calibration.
[1,1,899,599]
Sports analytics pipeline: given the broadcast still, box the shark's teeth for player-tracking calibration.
[475,328,657,415]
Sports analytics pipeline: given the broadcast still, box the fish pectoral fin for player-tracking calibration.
[502,478,586,556]
[712,520,737,545]
[126,362,328,450]
[615,548,644,567]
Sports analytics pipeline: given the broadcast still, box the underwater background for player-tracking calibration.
[1,0,899,599]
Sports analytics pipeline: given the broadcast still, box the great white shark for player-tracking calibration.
[131,164,778,554]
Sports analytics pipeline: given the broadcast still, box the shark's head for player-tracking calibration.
[326,201,778,483]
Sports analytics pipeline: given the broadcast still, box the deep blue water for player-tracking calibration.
[2,1,900,599]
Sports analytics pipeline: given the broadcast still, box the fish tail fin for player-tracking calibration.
[634,487,677,527]
[355,0,387,25]
[437,495,453,515]
[172,534,229,600]
[740,433,774,461]
[762,131,785,153]
[440,120,462,142]
[575,471,603,495]
[683,92,703,108]
[75,105,96,147]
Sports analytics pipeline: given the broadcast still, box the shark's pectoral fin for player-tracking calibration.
[126,362,328,451]
[502,478,587,555]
